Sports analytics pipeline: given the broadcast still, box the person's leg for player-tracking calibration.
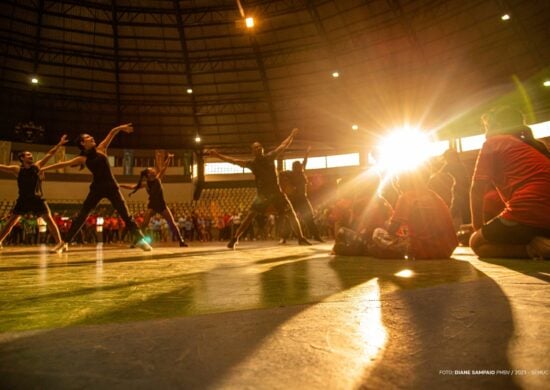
[65,191,102,244]
[469,230,528,258]
[41,204,65,252]
[161,208,187,246]
[277,193,310,245]
[106,189,149,250]
[227,210,256,248]
[300,197,323,241]
[141,209,154,231]
[0,214,21,246]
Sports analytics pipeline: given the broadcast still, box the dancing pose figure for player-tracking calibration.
[0,135,68,253]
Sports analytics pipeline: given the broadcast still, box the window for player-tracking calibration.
[326,153,360,168]
[205,162,245,175]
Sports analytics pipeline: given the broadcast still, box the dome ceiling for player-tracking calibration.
[0,0,549,152]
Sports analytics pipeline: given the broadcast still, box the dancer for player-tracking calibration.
[470,107,550,259]
[206,128,311,249]
[0,135,68,252]
[41,123,151,251]
[286,146,324,242]
[120,153,188,247]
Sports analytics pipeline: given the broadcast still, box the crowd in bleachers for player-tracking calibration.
[0,186,337,246]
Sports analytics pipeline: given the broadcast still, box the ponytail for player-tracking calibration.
[129,169,148,196]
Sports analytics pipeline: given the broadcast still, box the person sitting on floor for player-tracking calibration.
[469,106,550,259]
[369,166,458,260]
[332,173,392,256]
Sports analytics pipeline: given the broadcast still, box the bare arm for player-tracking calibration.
[119,184,138,190]
[41,155,86,172]
[470,179,490,231]
[270,128,299,158]
[205,149,248,167]
[157,153,174,180]
[97,123,133,152]
[35,135,69,168]
[302,145,311,169]
[0,164,20,176]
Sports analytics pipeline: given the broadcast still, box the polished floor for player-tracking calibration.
[0,240,548,389]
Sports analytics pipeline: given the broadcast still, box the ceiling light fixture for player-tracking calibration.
[543,80,550,87]
[245,17,254,28]
[332,71,340,78]
[31,77,39,84]
[187,88,193,94]
[352,124,359,131]
[501,14,510,21]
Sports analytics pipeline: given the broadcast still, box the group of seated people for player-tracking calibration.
[331,107,550,260]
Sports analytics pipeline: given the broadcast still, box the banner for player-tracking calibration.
[123,149,134,175]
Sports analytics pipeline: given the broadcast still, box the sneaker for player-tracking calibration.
[50,242,68,254]
[227,238,238,249]
[298,237,312,246]
[179,240,189,247]
[278,238,287,245]
[527,236,550,260]
[135,239,153,252]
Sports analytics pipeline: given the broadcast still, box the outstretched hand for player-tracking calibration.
[113,123,134,134]
[58,134,69,146]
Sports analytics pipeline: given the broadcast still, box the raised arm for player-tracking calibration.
[41,155,86,172]
[205,149,248,168]
[157,153,174,180]
[0,164,20,176]
[302,146,311,169]
[270,128,299,158]
[97,123,133,152]
[35,135,69,168]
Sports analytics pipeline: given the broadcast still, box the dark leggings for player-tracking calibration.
[65,186,144,244]
[290,195,321,238]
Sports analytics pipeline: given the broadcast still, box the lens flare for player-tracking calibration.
[374,127,436,174]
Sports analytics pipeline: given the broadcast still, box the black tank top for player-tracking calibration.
[84,149,118,190]
[18,165,42,198]
[146,178,165,205]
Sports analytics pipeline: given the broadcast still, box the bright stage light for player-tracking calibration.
[375,127,435,174]
[352,124,359,131]
[543,80,550,87]
[501,14,510,21]
[31,77,39,84]
[195,135,201,143]
[245,17,254,28]
[186,88,193,94]
[332,71,340,78]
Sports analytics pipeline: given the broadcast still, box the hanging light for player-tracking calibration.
[245,17,254,28]
[186,88,193,94]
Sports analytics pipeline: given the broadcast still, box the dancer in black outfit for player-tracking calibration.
[287,146,324,242]
[120,153,188,247]
[0,135,68,252]
[41,123,151,251]
[207,128,311,249]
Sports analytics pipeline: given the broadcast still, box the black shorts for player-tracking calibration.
[482,217,550,245]
[13,196,49,216]
[251,192,290,214]
[147,201,167,214]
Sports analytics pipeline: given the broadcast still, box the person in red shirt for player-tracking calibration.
[369,166,458,259]
[470,107,550,259]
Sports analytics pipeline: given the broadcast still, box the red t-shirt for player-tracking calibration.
[473,135,550,229]
[391,189,458,259]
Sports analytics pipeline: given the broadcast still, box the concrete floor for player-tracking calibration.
[0,241,548,389]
